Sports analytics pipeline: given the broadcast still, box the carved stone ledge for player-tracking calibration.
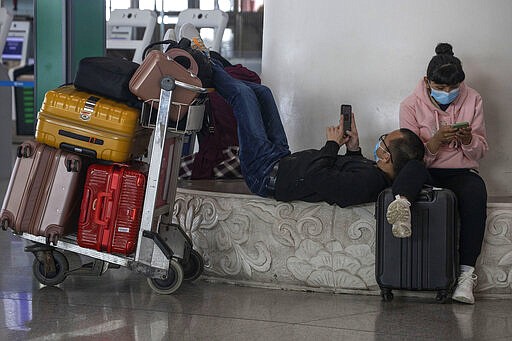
[173,182,512,297]
[475,199,512,295]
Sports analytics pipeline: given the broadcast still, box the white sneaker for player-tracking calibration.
[452,270,477,304]
[386,195,412,238]
[179,23,210,57]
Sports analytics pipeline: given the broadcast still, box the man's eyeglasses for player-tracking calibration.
[378,134,393,163]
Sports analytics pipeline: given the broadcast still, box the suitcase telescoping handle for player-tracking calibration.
[93,192,113,225]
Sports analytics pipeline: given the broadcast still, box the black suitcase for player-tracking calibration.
[375,187,458,302]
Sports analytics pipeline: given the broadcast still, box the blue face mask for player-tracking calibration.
[373,140,381,162]
[430,87,460,105]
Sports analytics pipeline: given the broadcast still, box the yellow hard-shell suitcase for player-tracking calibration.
[36,85,151,162]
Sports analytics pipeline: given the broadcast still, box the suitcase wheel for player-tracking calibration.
[147,259,184,295]
[381,288,394,302]
[65,159,80,172]
[46,233,60,246]
[435,290,450,304]
[182,249,204,282]
[1,219,9,231]
[32,250,69,286]
[17,144,32,158]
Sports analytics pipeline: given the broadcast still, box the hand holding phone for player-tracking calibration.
[452,121,469,129]
[341,104,352,133]
[453,121,472,145]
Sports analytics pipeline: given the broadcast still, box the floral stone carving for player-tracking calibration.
[476,206,512,294]
[174,187,377,291]
[174,186,512,296]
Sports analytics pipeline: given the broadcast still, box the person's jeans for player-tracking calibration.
[211,61,290,196]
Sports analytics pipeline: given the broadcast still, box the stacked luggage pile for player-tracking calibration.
[2,82,151,252]
[0,44,207,294]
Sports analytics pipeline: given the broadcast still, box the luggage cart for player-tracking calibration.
[17,76,208,294]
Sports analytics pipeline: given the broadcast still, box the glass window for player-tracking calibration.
[153,0,188,12]
[200,0,215,10]
[218,0,234,12]
[138,0,155,10]
[105,0,131,20]
[106,0,263,72]
[107,0,131,9]
[239,0,264,12]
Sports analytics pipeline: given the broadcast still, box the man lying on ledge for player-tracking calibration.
[212,63,427,208]
[180,24,428,209]
[269,120,425,208]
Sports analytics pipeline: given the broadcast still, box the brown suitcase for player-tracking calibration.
[0,141,83,244]
[129,49,202,122]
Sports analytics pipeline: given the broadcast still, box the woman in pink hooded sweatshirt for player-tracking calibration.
[397,43,489,304]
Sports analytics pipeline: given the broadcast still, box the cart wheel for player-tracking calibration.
[182,249,204,281]
[32,251,69,286]
[147,259,184,295]
[436,290,450,304]
[381,288,394,302]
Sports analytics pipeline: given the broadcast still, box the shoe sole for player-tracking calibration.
[386,203,410,225]
[392,224,411,238]
[387,202,411,238]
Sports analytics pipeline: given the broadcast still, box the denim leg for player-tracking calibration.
[242,80,289,152]
[211,62,290,196]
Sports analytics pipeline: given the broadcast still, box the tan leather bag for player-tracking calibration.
[129,49,203,122]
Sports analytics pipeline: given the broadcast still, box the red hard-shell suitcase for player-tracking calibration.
[77,163,146,255]
[375,187,458,302]
[0,141,83,244]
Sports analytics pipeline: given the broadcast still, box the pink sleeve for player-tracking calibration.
[399,101,437,166]
[461,95,489,161]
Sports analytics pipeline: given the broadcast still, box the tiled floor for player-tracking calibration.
[1,177,512,340]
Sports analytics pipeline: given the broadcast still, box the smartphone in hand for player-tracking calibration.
[452,121,469,129]
[341,104,352,133]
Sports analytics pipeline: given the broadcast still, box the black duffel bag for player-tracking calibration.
[73,56,141,107]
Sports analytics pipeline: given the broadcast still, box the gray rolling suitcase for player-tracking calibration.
[375,187,458,302]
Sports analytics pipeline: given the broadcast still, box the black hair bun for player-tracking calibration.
[435,43,454,56]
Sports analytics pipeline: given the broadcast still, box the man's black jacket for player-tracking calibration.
[274,141,392,207]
